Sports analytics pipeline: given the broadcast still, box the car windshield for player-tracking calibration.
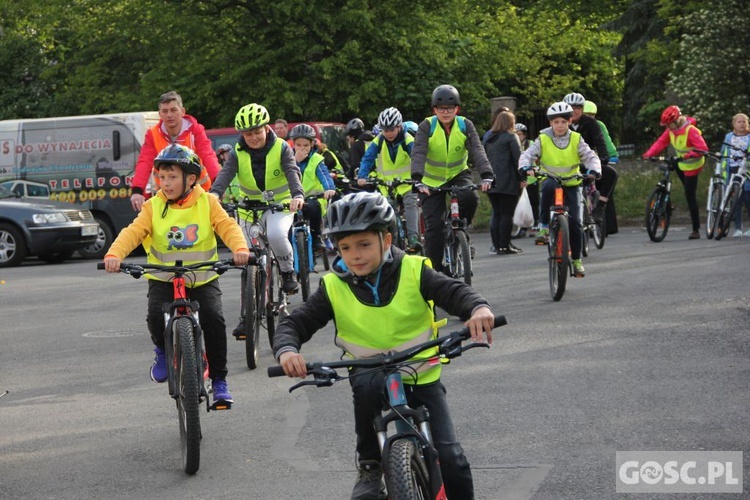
[0,185,19,199]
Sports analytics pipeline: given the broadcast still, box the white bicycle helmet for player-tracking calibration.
[377,107,403,129]
[547,102,573,120]
[563,92,586,107]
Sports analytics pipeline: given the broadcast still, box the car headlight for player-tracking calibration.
[32,212,68,223]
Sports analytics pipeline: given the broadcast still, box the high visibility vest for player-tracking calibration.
[670,125,705,172]
[236,138,291,205]
[145,195,219,286]
[322,256,444,385]
[375,134,414,196]
[539,132,583,187]
[300,152,328,214]
[422,116,469,187]
[150,125,212,190]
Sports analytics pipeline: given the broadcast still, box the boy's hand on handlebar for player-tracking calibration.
[323,189,337,200]
[279,351,308,378]
[465,306,494,344]
[232,249,251,266]
[414,182,430,194]
[480,178,493,192]
[103,256,121,273]
[289,197,305,212]
[357,178,367,187]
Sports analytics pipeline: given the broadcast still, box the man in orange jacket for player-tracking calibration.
[130,91,220,211]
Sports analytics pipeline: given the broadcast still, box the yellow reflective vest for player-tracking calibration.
[322,255,442,385]
[539,132,583,187]
[375,134,414,197]
[422,116,469,187]
[670,125,705,172]
[236,138,291,202]
[300,152,328,214]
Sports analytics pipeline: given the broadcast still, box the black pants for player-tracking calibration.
[540,180,583,259]
[146,280,228,380]
[596,163,618,198]
[487,192,519,249]
[350,369,475,499]
[526,181,540,226]
[419,172,478,273]
[302,199,323,242]
[675,169,700,231]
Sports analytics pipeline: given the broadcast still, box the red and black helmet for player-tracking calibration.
[660,105,681,126]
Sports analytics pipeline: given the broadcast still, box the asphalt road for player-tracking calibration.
[1,224,749,499]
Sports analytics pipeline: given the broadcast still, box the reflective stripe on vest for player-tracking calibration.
[150,125,212,189]
[236,138,291,201]
[539,132,583,187]
[670,125,705,172]
[422,116,469,187]
[375,134,413,196]
[145,195,219,286]
[322,256,442,384]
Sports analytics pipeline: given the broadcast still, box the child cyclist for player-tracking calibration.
[357,106,422,251]
[208,103,305,336]
[103,144,250,404]
[519,102,601,277]
[272,192,495,500]
[288,123,338,249]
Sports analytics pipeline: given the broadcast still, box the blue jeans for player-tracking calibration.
[539,179,583,259]
[350,369,475,499]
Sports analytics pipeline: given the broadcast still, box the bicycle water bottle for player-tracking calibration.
[450,199,460,219]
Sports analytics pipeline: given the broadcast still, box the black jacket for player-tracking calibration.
[571,114,609,164]
[272,247,492,358]
[484,131,522,196]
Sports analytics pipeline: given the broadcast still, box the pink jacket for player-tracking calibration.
[643,118,707,176]
[131,114,220,195]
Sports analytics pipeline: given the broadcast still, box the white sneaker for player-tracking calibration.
[733,229,743,238]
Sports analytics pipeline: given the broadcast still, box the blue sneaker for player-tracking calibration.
[150,346,168,383]
[212,377,233,403]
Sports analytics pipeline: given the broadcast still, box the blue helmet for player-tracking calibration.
[403,121,418,136]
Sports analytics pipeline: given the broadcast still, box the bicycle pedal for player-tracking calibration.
[232,333,247,341]
[208,400,233,412]
[535,240,547,246]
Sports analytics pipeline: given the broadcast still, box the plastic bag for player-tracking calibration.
[513,188,534,228]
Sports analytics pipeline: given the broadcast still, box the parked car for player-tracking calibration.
[1,180,51,199]
[0,185,99,267]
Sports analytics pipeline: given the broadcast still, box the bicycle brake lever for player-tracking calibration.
[462,342,491,352]
[289,378,335,393]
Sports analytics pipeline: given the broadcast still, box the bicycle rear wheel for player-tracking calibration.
[548,215,569,301]
[295,231,311,302]
[706,181,723,239]
[716,184,740,240]
[592,217,606,250]
[385,438,432,500]
[645,188,670,242]
[175,317,201,475]
[453,230,472,286]
[243,266,260,370]
[265,259,276,348]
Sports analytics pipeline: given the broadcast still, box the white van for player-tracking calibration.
[0,111,160,258]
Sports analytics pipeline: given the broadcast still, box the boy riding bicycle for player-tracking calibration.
[519,102,601,276]
[103,145,250,404]
[272,191,495,500]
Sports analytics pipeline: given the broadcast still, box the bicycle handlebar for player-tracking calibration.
[267,314,507,384]
[425,184,480,194]
[222,198,289,214]
[96,259,241,279]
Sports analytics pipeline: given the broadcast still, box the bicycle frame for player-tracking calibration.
[644,157,676,242]
[268,314,507,499]
[365,177,422,253]
[714,144,750,239]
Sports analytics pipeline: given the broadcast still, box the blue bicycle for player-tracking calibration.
[290,194,331,302]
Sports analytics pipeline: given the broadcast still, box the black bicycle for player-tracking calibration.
[290,194,330,302]
[363,177,424,254]
[580,178,605,256]
[224,197,291,370]
[644,156,678,242]
[268,314,507,499]
[98,259,239,474]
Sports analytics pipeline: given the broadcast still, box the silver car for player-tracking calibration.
[0,185,99,267]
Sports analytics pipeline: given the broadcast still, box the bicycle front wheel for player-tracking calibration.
[175,317,201,475]
[265,260,276,348]
[645,188,670,242]
[592,217,606,250]
[716,184,740,240]
[385,438,432,500]
[453,230,472,286]
[295,231,310,302]
[706,181,723,239]
[548,215,569,302]
[243,266,260,370]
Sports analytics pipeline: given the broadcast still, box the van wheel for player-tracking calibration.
[77,217,113,259]
[0,223,27,267]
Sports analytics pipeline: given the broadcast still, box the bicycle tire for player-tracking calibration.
[296,231,310,302]
[549,215,569,301]
[243,265,260,370]
[706,182,723,239]
[645,188,670,242]
[454,230,472,286]
[266,259,276,348]
[175,317,201,475]
[384,438,432,500]
[716,184,740,240]
[580,199,589,257]
[321,241,330,271]
[592,216,606,250]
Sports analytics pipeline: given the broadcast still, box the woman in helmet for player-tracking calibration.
[209,103,305,306]
[356,107,423,251]
[518,102,602,277]
[272,191,494,500]
[103,144,250,405]
[410,84,495,273]
[642,105,708,239]
[289,123,337,249]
